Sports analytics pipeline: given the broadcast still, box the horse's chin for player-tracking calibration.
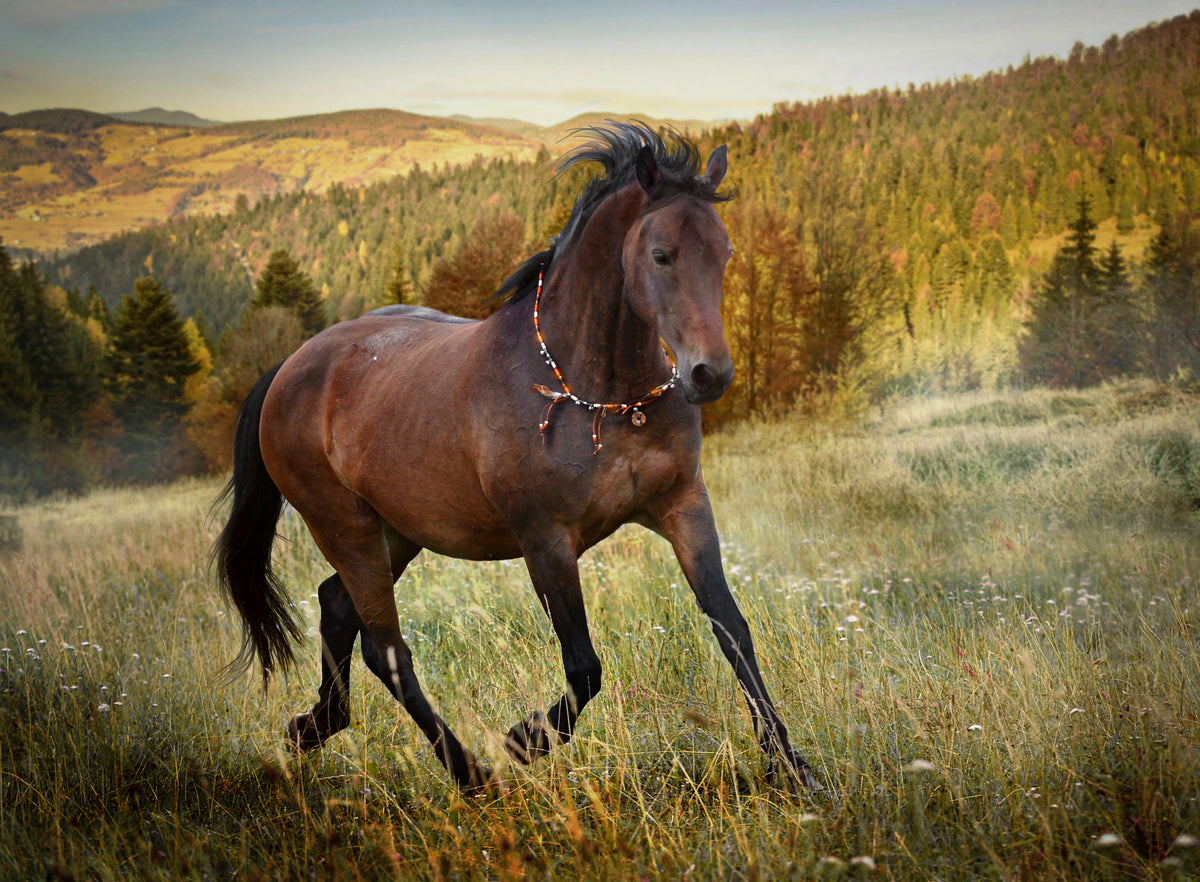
[681,378,732,406]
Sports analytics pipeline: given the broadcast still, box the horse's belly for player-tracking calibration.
[377,495,523,562]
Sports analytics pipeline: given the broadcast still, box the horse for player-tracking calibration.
[214,122,821,794]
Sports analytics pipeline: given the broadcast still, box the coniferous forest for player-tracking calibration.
[3,11,1200,497]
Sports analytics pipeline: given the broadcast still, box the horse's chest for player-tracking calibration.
[574,445,679,523]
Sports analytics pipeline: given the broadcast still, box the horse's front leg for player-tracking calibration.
[504,533,601,764]
[649,482,822,792]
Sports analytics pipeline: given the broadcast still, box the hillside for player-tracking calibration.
[0,108,541,256]
[13,9,1196,427]
[0,107,717,259]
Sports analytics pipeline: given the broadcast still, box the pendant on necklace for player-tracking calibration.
[630,410,647,427]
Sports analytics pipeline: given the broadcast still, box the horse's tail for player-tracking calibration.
[212,363,302,685]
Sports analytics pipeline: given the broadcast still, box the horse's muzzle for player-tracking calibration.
[682,358,734,405]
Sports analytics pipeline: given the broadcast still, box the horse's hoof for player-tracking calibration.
[795,764,824,793]
[503,711,554,765]
[286,712,327,753]
[768,753,824,793]
[462,765,507,799]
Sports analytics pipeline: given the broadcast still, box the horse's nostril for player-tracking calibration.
[691,362,715,390]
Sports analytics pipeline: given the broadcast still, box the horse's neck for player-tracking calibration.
[539,248,664,404]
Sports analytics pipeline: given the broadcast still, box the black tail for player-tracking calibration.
[212,363,302,684]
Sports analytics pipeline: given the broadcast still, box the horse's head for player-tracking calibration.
[623,144,734,405]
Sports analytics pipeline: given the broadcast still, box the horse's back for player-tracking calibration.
[365,304,478,324]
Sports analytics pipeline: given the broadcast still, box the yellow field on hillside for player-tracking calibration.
[1,118,540,254]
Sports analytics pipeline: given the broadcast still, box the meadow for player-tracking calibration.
[1,379,1198,880]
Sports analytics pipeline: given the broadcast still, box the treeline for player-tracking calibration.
[0,240,334,498]
[1021,193,1200,386]
[44,150,573,335]
[0,242,203,496]
[702,10,1200,399]
[8,11,1199,495]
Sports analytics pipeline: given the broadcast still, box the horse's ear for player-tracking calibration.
[636,145,662,196]
[706,145,729,188]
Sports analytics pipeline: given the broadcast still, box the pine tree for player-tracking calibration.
[106,277,199,480]
[0,307,39,445]
[1020,193,1107,386]
[1095,241,1140,376]
[253,249,326,335]
[10,261,102,438]
[86,285,109,330]
[382,245,410,307]
[1144,211,1200,378]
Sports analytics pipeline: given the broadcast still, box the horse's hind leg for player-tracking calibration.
[287,573,361,751]
[288,532,423,753]
[298,503,497,791]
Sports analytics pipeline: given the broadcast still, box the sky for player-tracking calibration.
[0,0,1197,127]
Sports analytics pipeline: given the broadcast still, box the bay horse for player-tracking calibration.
[214,122,821,793]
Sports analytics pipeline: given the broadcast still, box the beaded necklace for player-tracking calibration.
[531,269,678,453]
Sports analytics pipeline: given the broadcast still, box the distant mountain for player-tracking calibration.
[541,112,717,141]
[110,107,222,127]
[0,108,118,135]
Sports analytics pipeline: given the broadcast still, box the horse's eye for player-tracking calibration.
[652,249,671,266]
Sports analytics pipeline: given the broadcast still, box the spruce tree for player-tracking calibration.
[253,249,326,335]
[383,245,410,307]
[1144,211,1200,378]
[106,277,199,480]
[1020,193,1107,386]
[0,308,39,446]
[10,260,101,438]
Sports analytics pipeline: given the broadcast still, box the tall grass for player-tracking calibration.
[1,380,1198,879]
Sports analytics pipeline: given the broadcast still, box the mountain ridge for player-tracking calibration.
[110,107,222,127]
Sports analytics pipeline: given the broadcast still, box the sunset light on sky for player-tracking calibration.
[1,0,1197,125]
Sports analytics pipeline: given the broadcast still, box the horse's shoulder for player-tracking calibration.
[364,304,478,325]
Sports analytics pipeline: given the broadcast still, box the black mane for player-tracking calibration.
[496,121,734,306]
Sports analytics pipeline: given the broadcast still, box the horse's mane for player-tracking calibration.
[495,121,735,306]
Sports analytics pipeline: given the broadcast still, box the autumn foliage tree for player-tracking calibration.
[421,212,526,318]
[712,203,815,422]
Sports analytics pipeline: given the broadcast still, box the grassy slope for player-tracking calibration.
[0,380,1198,879]
[0,111,540,255]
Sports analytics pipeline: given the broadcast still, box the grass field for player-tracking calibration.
[1,380,1198,880]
